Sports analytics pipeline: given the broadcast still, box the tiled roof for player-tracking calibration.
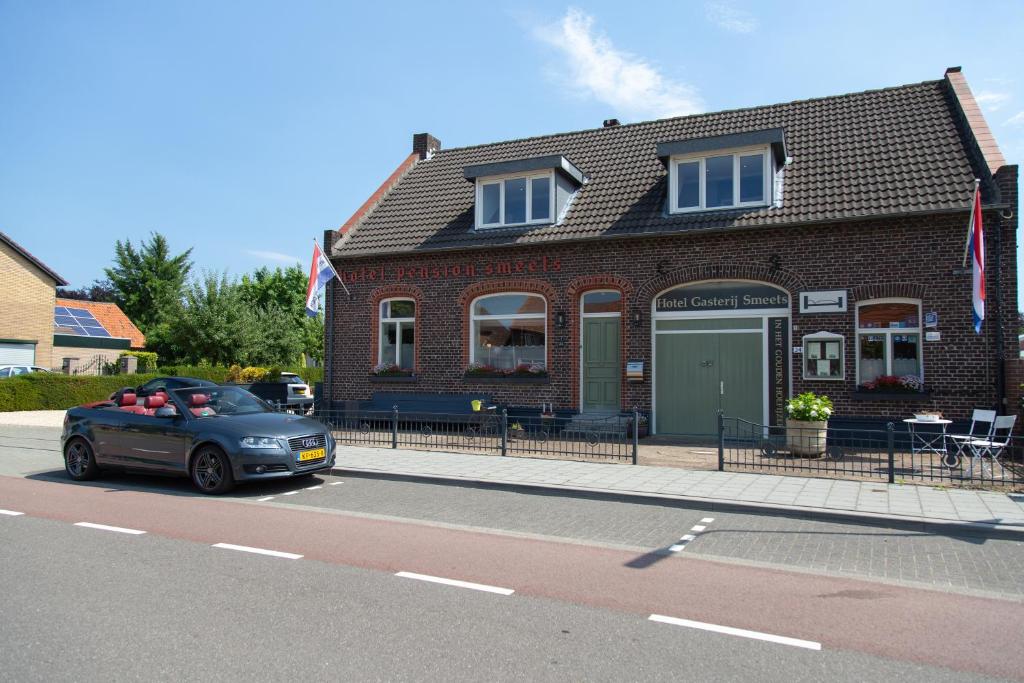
[333,78,984,258]
[54,298,146,349]
[0,230,68,285]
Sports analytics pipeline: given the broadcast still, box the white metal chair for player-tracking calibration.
[946,409,996,466]
[965,415,1017,478]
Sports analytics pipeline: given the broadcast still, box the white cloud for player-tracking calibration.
[704,2,757,33]
[975,91,1011,112]
[1006,111,1024,126]
[246,249,300,264]
[534,8,703,121]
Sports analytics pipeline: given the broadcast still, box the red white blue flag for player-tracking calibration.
[966,184,985,334]
[305,240,337,317]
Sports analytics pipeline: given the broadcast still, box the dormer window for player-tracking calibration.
[477,172,553,228]
[657,128,787,215]
[465,154,586,230]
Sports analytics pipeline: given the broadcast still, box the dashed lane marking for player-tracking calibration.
[212,543,303,560]
[0,509,25,516]
[649,614,822,651]
[304,485,322,491]
[282,491,299,496]
[395,571,515,596]
[701,518,715,523]
[329,481,343,485]
[257,497,275,502]
[691,525,706,532]
[74,522,146,535]
[667,517,715,552]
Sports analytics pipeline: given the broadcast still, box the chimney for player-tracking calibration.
[603,118,620,128]
[413,133,441,159]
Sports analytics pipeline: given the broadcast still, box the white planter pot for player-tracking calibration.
[785,418,828,456]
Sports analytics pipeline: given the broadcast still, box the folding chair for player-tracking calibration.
[945,409,996,468]
[966,415,1017,479]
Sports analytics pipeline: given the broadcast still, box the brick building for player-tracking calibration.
[0,230,68,368]
[322,68,1019,434]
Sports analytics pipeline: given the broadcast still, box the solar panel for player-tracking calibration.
[53,306,114,338]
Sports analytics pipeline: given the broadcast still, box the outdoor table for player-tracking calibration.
[902,418,952,471]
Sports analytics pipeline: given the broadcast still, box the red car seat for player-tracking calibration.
[119,392,147,414]
[143,394,174,416]
[189,393,216,417]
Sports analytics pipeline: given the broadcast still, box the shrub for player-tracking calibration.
[785,392,833,422]
[119,351,159,372]
[0,373,164,412]
[238,366,270,383]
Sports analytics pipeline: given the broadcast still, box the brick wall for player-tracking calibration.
[0,240,57,367]
[326,209,1019,423]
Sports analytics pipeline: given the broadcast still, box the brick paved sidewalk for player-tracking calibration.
[334,447,1024,533]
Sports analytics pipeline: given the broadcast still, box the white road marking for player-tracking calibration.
[74,522,146,535]
[329,481,343,486]
[212,543,303,560]
[257,496,275,502]
[649,614,821,650]
[395,571,514,596]
[282,491,299,496]
[0,509,25,516]
[668,544,686,552]
[679,534,696,542]
[690,525,706,532]
[701,517,715,523]
[304,485,322,491]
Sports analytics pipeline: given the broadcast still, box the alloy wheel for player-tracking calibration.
[194,451,223,490]
[66,442,87,477]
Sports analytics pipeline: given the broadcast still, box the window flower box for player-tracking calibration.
[370,363,416,382]
[853,374,928,400]
[464,362,548,383]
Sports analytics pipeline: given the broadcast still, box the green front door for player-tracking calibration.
[655,325,764,435]
[582,317,620,412]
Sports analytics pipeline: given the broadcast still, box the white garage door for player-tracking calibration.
[0,342,35,365]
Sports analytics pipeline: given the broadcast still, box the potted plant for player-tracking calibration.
[785,392,833,456]
[370,363,414,378]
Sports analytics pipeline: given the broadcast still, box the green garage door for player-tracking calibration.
[655,321,763,435]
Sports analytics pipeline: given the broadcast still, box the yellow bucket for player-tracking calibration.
[471,400,482,412]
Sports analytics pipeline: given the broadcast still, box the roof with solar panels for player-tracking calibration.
[53,299,145,349]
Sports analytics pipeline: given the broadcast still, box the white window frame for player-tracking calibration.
[475,170,555,229]
[378,298,416,370]
[801,331,845,381]
[668,145,773,214]
[855,298,923,385]
[469,292,547,367]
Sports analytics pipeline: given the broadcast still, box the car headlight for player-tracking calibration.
[240,436,283,449]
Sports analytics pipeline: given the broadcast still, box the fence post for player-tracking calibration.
[631,406,639,465]
[391,405,399,449]
[886,422,895,484]
[717,410,725,472]
[500,408,508,457]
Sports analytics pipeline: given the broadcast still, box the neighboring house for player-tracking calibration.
[0,231,68,369]
[53,298,145,374]
[322,67,1019,433]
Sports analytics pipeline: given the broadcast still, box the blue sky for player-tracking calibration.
[1,0,1022,300]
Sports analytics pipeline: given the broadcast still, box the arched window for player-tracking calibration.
[470,293,546,370]
[856,299,922,386]
[379,299,415,370]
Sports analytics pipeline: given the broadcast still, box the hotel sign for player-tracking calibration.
[655,282,790,312]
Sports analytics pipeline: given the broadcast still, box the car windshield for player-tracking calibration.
[171,385,271,417]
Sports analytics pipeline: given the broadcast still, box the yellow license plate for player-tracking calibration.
[295,388,306,394]
[298,447,325,462]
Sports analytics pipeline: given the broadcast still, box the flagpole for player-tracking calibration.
[315,237,350,297]
[961,178,980,268]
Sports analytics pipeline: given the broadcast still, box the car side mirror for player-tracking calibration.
[154,406,177,418]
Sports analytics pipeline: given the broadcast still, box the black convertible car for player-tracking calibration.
[62,385,336,494]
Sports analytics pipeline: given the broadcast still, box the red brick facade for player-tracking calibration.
[326,205,1019,424]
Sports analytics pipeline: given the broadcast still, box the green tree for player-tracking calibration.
[167,272,254,366]
[104,233,193,333]
[239,265,322,363]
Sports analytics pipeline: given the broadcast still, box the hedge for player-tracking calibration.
[0,366,325,412]
[0,373,164,412]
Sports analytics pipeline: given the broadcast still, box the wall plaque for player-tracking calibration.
[799,290,847,313]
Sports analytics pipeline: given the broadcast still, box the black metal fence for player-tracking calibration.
[718,415,1023,486]
[307,407,640,463]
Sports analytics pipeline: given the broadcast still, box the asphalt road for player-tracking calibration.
[1,425,1023,681]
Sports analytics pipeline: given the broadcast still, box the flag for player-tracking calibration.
[966,184,985,334]
[305,241,337,317]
